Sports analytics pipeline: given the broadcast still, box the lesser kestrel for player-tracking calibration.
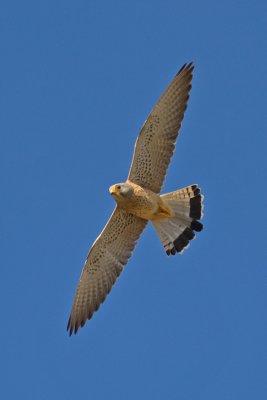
[67,63,204,335]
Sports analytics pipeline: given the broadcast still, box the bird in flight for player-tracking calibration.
[67,63,204,335]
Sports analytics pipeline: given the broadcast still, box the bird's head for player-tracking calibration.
[109,182,133,203]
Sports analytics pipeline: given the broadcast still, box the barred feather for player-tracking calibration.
[152,185,204,255]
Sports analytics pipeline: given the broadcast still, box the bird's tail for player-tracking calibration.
[152,185,204,255]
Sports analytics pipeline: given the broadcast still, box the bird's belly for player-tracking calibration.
[121,192,159,220]
[127,201,158,219]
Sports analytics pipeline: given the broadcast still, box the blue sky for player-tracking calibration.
[1,0,267,399]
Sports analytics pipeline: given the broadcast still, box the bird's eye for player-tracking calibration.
[117,185,121,190]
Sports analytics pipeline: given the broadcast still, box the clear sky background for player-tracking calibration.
[1,1,267,399]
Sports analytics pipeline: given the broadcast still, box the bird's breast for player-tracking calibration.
[119,183,160,220]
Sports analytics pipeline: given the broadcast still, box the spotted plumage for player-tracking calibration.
[67,63,204,335]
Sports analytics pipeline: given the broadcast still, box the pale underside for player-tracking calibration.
[67,63,194,335]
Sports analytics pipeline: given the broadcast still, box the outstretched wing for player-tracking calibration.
[67,208,147,335]
[128,63,194,194]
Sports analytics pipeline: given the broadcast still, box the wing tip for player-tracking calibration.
[176,62,194,76]
[67,318,85,336]
[67,310,95,336]
[67,317,74,336]
[66,321,80,336]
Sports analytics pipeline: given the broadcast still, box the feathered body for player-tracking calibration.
[67,63,204,335]
[109,181,172,219]
[109,180,203,255]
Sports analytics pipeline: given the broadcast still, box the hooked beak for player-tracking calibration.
[109,186,116,195]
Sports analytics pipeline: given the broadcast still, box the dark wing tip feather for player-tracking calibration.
[67,307,97,336]
[66,282,115,336]
[176,62,194,76]
[67,317,73,336]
